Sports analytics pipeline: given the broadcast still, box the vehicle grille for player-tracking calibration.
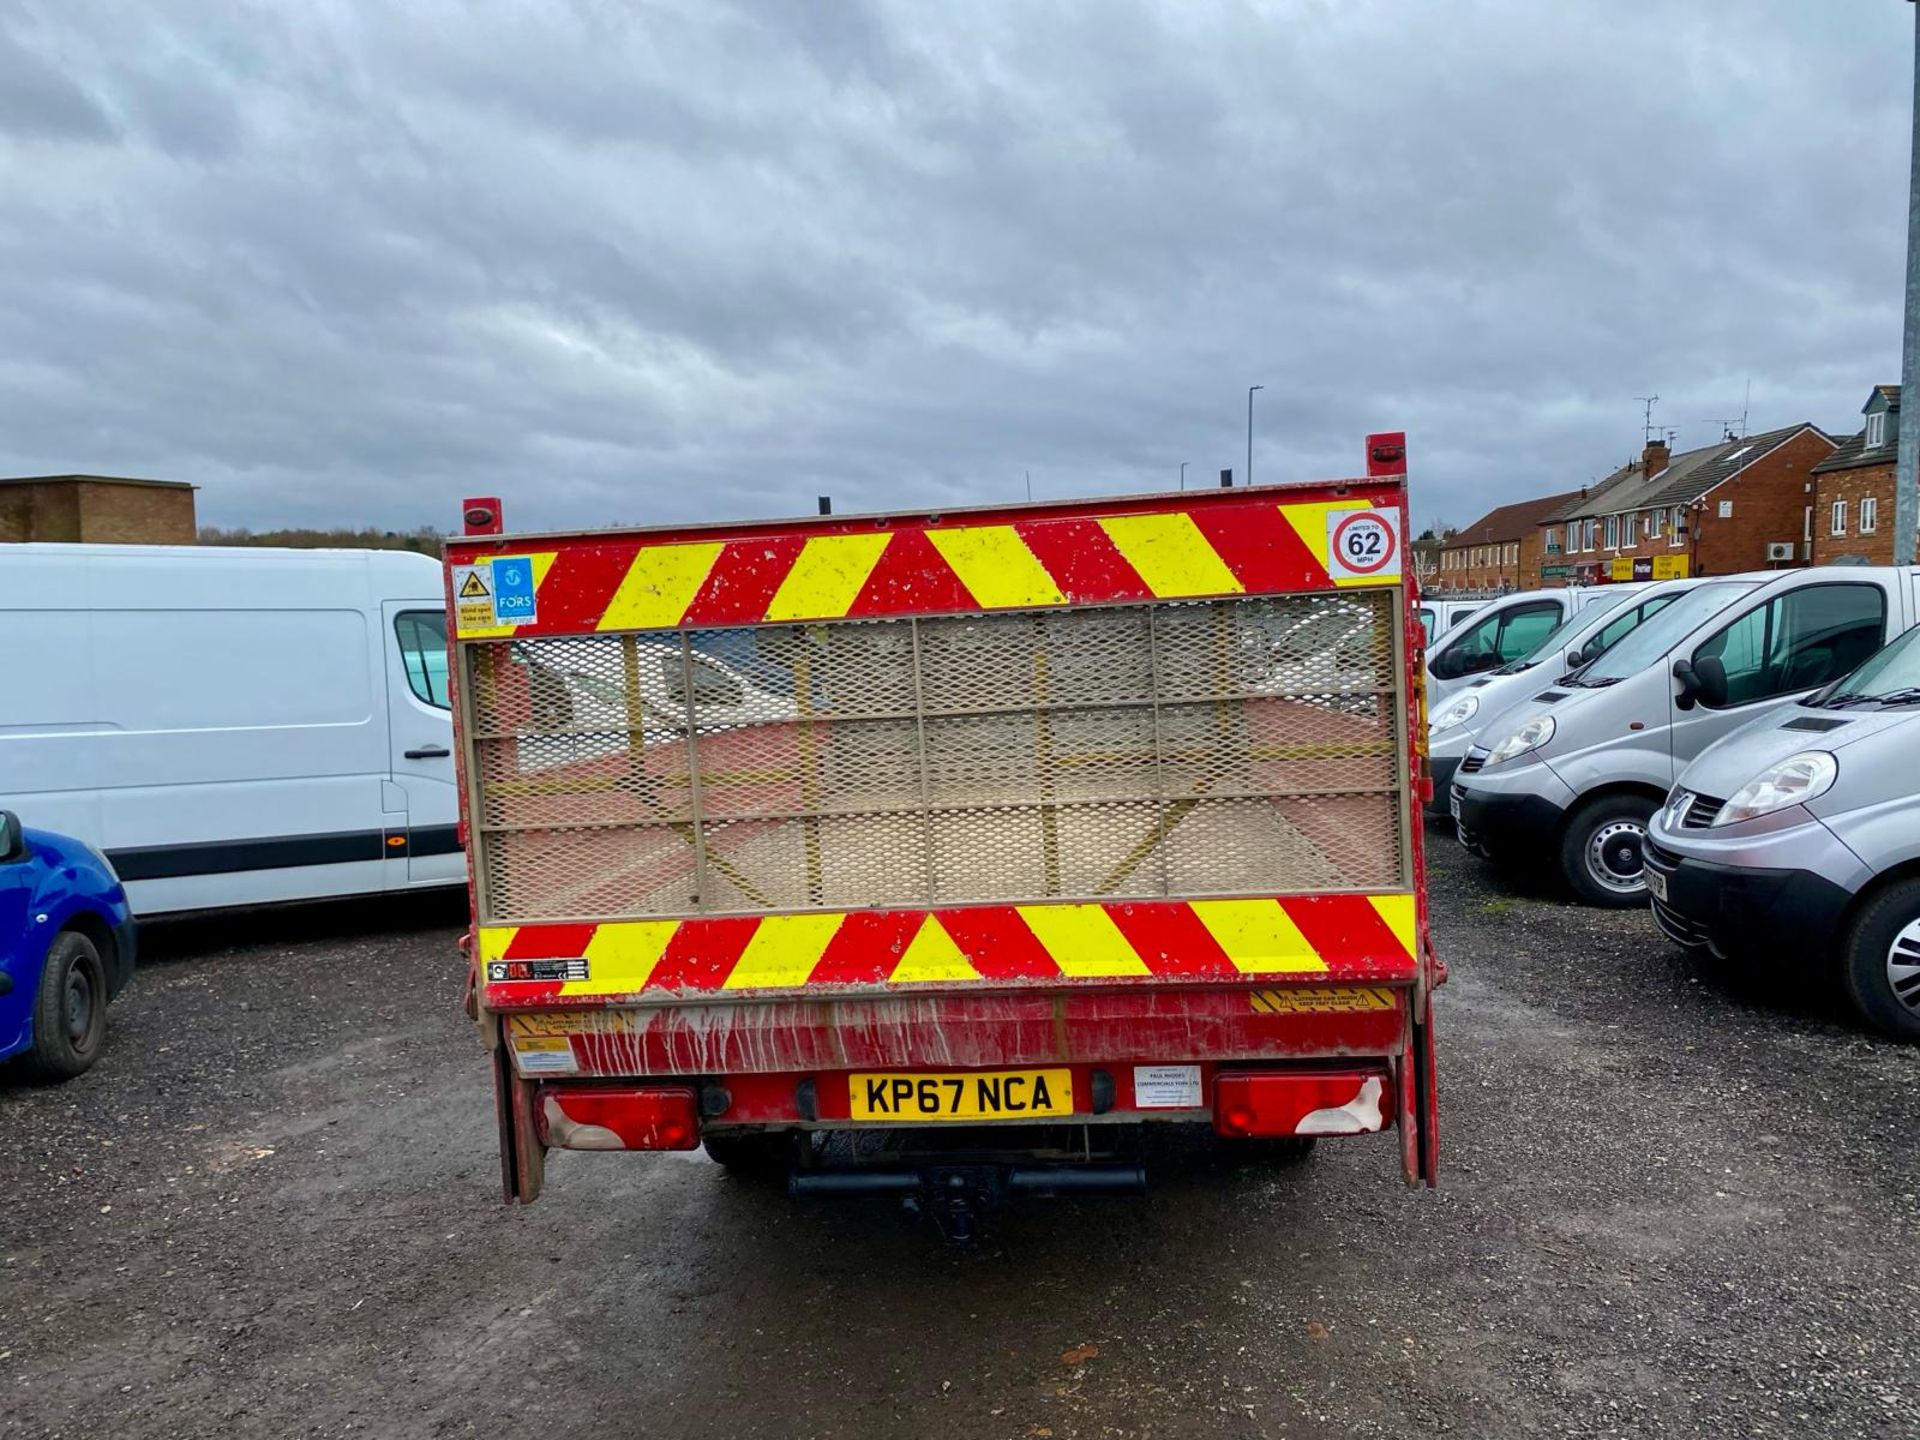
[1651,896,1712,950]
[1459,750,1487,775]
[1680,793,1725,829]
[464,591,1409,922]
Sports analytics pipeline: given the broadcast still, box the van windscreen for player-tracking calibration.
[1569,582,1754,686]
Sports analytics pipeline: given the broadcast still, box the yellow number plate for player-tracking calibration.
[849,1069,1074,1122]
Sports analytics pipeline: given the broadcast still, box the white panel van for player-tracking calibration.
[0,544,462,915]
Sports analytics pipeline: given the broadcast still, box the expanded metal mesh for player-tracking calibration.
[465,593,1407,921]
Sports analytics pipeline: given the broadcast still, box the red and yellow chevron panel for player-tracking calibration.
[478,893,1418,1007]
[450,489,1405,639]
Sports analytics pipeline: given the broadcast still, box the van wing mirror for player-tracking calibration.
[1672,657,1700,711]
[1693,655,1729,709]
[0,811,22,864]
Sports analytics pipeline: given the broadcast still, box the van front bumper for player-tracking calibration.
[1643,839,1852,962]
[1451,759,1574,860]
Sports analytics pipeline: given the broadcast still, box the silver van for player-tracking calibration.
[1452,566,1920,905]
[1425,585,1639,707]
[1427,581,1692,810]
[1645,621,1920,1041]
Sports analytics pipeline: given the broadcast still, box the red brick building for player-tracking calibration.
[1810,386,1906,566]
[0,475,198,544]
[1543,424,1834,583]
[1433,490,1583,592]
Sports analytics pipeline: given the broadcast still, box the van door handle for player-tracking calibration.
[405,745,452,760]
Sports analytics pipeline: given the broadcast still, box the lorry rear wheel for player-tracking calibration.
[1841,879,1920,1043]
[702,1130,795,1179]
[1560,794,1658,908]
[26,932,108,1082]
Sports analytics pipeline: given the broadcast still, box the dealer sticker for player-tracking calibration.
[512,1036,578,1075]
[487,958,589,983]
[1326,508,1401,582]
[1133,1065,1203,1109]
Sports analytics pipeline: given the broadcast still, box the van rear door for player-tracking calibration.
[381,601,463,886]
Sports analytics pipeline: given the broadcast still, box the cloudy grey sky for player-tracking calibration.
[0,0,1910,535]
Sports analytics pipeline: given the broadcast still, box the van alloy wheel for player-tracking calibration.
[1585,819,1648,896]
[1887,918,1920,1019]
[1841,879,1920,1043]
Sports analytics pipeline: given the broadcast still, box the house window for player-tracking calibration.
[1861,496,1878,534]
[1544,526,1559,553]
[1867,411,1886,449]
[1830,499,1847,536]
[1648,510,1663,539]
[1670,506,1685,547]
[1506,542,1518,564]
[1604,515,1619,549]
[1583,518,1598,551]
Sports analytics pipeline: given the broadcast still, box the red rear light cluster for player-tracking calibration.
[536,1085,701,1151]
[1213,1069,1389,1139]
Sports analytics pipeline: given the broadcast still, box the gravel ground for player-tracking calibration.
[3,834,1917,1440]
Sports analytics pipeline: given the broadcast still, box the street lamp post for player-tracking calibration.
[1246,385,1264,488]
[1898,0,1920,564]
[1179,461,1189,491]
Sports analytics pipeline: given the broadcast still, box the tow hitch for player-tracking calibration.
[790,1162,1147,1245]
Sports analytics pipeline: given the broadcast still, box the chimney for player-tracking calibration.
[1642,439,1670,476]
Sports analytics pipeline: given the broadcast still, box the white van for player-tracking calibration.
[0,544,462,915]
[1426,585,1644,705]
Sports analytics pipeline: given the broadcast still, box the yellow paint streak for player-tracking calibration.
[1366,894,1419,959]
[561,921,680,996]
[888,916,981,984]
[1015,904,1151,978]
[1189,899,1327,974]
[456,553,559,638]
[721,913,845,991]
[764,533,891,621]
[597,542,726,631]
[1097,513,1244,598]
[476,927,521,962]
[925,525,1066,609]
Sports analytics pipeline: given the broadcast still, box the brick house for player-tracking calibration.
[1434,490,1583,592]
[0,475,198,544]
[1543,424,1834,583]
[1810,386,1906,566]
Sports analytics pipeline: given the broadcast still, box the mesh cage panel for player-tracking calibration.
[466,593,1407,920]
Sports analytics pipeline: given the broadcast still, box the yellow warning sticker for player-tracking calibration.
[1249,986,1398,1014]
[453,563,494,632]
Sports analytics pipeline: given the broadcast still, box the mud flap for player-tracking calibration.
[492,1020,548,1203]
[1394,992,1440,1187]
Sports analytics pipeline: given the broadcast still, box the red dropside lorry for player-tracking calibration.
[446,433,1439,1236]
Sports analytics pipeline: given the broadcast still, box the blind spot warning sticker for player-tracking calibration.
[453,564,493,631]
[1327,509,1400,581]
[1133,1064,1203,1109]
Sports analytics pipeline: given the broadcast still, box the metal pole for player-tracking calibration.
[1179,461,1189,490]
[1246,385,1264,488]
[1899,0,1920,564]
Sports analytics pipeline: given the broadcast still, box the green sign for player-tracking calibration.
[1540,565,1571,579]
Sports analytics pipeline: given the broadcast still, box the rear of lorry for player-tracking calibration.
[447,434,1440,1223]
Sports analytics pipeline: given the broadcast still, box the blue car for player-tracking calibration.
[0,811,136,1080]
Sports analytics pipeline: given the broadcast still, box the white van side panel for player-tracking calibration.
[0,545,456,915]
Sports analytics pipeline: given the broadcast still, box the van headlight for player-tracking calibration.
[1714,752,1837,827]
[1432,693,1480,733]
[1482,714,1556,768]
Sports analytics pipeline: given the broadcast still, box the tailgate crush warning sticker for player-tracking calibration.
[1249,986,1397,1014]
